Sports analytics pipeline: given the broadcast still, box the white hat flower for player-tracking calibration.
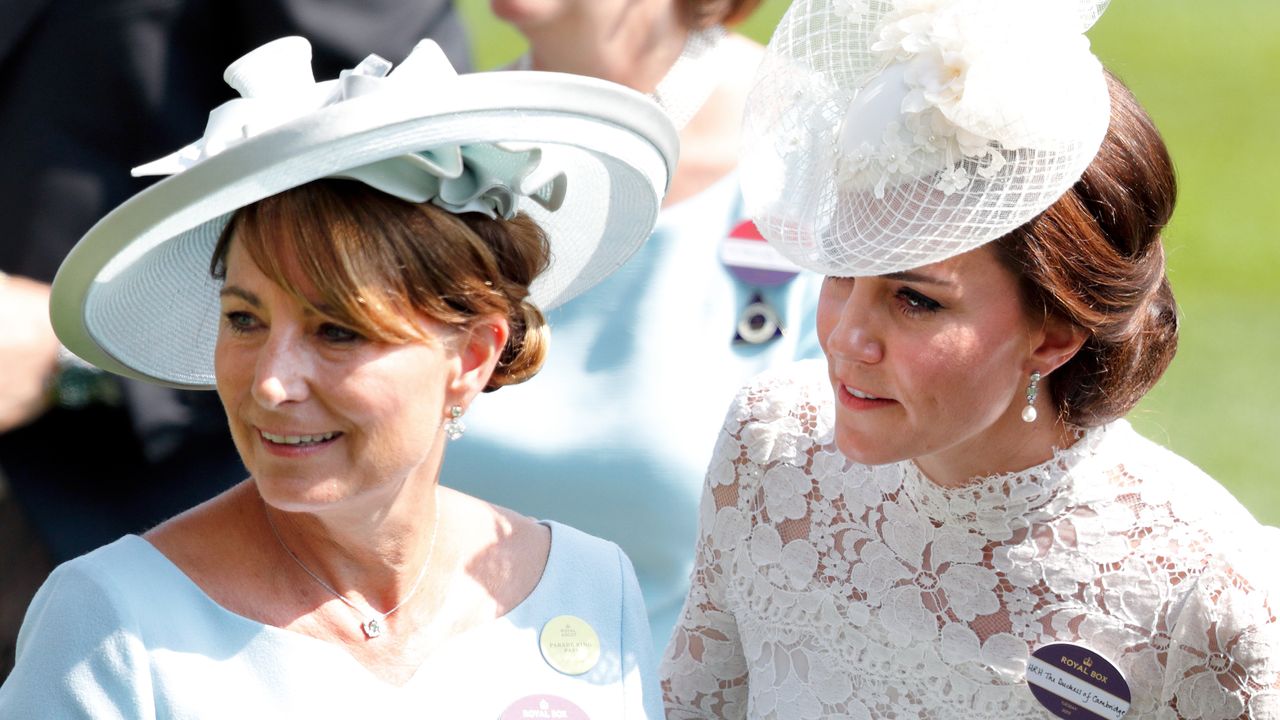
[740,0,1113,275]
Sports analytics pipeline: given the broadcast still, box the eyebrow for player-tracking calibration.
[219,285,333,317]
[881,270,956,288]
[219,286,260,306]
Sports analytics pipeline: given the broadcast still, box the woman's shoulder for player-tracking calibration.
[1097,422,1280,647]
[2,535,175,702]
[526,522,651,656]
[542,521,636,589]
[0,536,170,713]
[29,534,236,637]
[42,535,173,601]
[719,359,832,439]
[1159,522,1280,710]
[451,495,637,605]
[13,535,198,653]
[703,361,836,503]
[731,359,830,414]
[1101,420,1263,531]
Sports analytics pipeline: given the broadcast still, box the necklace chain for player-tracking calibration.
[513,25,731,130]
[265,497,440,640]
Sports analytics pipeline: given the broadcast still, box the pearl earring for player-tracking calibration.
[444,405,466,440]
[1021,371,1042,423]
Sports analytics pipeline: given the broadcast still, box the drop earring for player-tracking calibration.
[444,405,466,440]
[1021,371,1042,423]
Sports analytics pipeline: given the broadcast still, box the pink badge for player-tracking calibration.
[498,694,590,720]
[720,220,800,287]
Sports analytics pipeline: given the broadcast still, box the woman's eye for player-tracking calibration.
[224,311,259,333]
[896,288,943,315]
[318,322,362,344]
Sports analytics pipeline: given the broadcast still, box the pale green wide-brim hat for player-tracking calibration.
[50,36,678,390]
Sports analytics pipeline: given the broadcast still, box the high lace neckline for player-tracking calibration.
[665,367,1280,719]
[895,423,1110,535]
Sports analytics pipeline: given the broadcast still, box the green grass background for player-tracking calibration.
[457,0,1280,525]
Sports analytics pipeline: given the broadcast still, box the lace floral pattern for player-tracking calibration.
[662,362,1280,719]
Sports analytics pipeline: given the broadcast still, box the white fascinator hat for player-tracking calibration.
[50,37,678,388]
[741,0,1113,276]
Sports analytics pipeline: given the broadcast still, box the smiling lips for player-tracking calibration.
[837,383,897,410]
[846,386,880,400]
[259,430,341,447]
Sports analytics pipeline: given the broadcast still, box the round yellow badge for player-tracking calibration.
[539,615,601,676]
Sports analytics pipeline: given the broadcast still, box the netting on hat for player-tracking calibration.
[741,0,1112,276]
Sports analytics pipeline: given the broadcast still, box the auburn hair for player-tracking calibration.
[211,179,550,391]
[993,70,1179,427]
[680,0,764,28]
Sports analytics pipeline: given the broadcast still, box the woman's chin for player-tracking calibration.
[253,476,348,512]
[833,431,908,468]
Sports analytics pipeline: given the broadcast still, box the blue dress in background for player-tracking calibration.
[442,172,824,655]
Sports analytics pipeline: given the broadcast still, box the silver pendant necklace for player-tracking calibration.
[265,499,440,640]
[513,25,731,130]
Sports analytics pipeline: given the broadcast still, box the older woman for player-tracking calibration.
[0,37,676,717]
[443,0,823,655]
[662,0,1280,717]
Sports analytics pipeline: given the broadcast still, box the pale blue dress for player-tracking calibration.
[441,172,823,654]
[0,522,659,718]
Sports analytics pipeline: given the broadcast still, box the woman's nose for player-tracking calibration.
[827,294,884,365]
[251,331,311,407]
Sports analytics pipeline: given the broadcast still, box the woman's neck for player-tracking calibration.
[520,7,689,93]
[259,478,443,612]
[516,9,760,205]
[913,411,1084,489]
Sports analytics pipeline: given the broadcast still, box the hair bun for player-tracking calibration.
[995,71,1179,427]
[487,299,548,391]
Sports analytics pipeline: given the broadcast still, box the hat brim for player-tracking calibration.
[51,71,678,389]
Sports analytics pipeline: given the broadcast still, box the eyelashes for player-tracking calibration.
[223,310,258,334]
[822,277,946,318]
[896,287,943,317]
[222,312,364,344]
[317,322,362,344]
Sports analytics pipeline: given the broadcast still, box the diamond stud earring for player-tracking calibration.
[444,404,466,440]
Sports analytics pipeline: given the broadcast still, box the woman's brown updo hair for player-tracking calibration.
[210,179,550,392]
[993,70,1179,427]
[680,0,764,28]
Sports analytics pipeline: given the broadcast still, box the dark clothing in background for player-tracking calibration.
[0,0,469,680]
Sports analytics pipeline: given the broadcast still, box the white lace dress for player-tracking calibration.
[662,361,1280,719]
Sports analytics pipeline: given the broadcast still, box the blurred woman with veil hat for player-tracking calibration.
[0,35,676,717]
[661,0,1280,717]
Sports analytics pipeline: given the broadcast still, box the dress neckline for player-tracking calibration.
[119,520,565,689]
[894,422,1113,535]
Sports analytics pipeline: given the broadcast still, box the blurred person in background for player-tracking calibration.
[441,0,824,656]
[0,0,467,679]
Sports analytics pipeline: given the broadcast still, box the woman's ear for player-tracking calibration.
[1030,313,1087,375]
[448,315,510,406]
